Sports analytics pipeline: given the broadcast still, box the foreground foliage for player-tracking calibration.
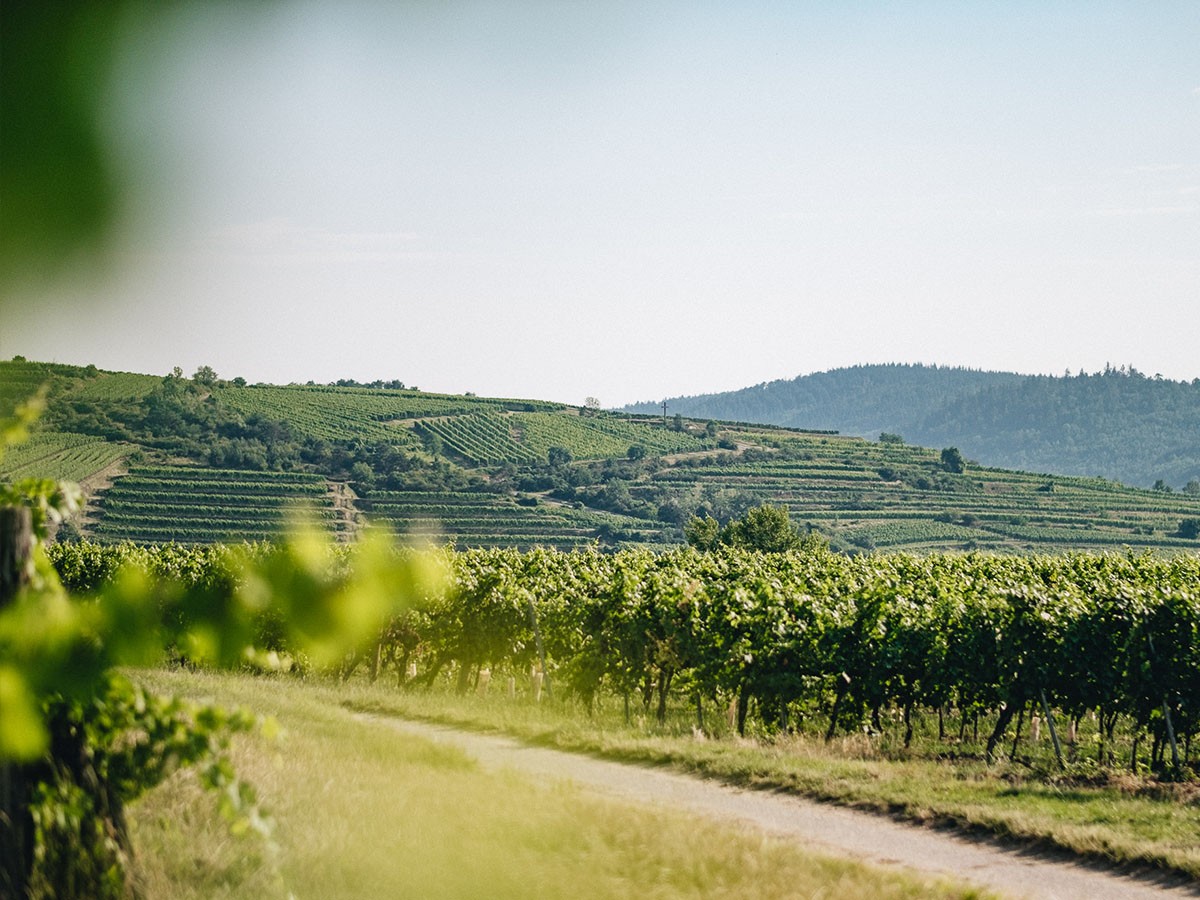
[15,528,1199,895]
[50,542,1200,776]
[1,459,439,900]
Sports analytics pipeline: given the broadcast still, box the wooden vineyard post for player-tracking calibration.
[1163,701,1181,771]
[1,506,34,899]
[525,594,550,700]
[1039,689,1065,771]
[369,640,383,683]
[1148,635,1182,772]
[1010,703,1025,761]
[0,506,32,606]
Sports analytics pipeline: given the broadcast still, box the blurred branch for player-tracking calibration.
[0,3,125,288]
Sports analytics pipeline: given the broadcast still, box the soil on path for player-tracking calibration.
[329,480,363,542]
[73,455,130,536]
[367,716,1198,900]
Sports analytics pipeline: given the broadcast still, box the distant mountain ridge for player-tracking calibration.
[626,364,1200,489]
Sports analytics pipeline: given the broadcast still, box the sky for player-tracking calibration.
[6,1,1199,406]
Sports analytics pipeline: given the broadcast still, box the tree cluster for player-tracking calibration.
[684,503,825,554]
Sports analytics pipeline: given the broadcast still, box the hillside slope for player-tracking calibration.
[628,364,1023,436]
[4,358,1200,553]
[626,364,1200,489]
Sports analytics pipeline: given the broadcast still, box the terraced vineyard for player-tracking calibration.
[419,410,704,466]
[214,384,422,446]
[362,490,670,550]
[415,413,542,465]
[0,363,51,414]
[92,466,343,544]
[0,432,130,482]
[214,383,560,447]
[5,358,1199,552]
[513,411,704,459]
[648,431,1200,552]
[0,360,94,413]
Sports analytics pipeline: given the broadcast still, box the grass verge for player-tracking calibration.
[339,681,1200,883]
[127,668,988,899]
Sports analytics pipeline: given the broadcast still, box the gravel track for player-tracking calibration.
[367,716,1198,900]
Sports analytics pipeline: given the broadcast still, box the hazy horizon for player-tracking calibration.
[6,2,1198,407]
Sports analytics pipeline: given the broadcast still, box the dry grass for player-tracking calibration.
[341,681,1200,881]
[128,669,987,900]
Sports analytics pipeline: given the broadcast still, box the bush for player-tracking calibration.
[849,532,876,550]
[940,447,965,474]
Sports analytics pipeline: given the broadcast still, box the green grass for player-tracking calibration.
[341,682,1200,882]
[128,668,986,900]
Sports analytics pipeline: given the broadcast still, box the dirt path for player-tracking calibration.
[366,717,1197,900]
[73,455,130,536]
[328,480,363,541]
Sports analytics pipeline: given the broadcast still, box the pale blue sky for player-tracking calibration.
[7,1,1198,405]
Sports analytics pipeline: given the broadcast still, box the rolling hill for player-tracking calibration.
[625,363,1200,490]
[3,357,1200,553]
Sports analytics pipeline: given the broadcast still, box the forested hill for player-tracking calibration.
[628,365,1024,436]
[626,364,1200,489]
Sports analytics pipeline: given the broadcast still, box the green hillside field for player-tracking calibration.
[627,363,1200,490]
[3,357,1200,553]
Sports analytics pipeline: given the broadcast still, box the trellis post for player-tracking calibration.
[1,506,34,899]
